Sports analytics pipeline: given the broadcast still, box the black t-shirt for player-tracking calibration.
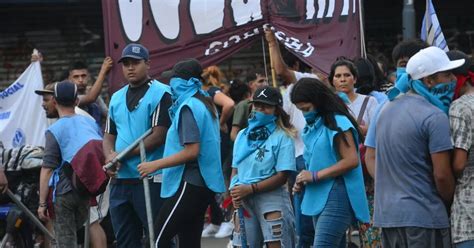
[178,106,205,187]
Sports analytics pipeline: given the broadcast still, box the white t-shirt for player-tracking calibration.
[283,71,318,157]
[347,93,378,126]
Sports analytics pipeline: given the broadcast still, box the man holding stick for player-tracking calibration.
[103,43,172,247]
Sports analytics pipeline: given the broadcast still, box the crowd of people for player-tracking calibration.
[0,28,472,248]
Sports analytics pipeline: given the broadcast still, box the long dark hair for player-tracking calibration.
[353,57,376,95]
[290,78,363,145]
[193,92,217,119]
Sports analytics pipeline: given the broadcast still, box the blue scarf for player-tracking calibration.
[303,110,319,124]
[169,77,208,119]
[233,111,276,165]
[387,68,455,114]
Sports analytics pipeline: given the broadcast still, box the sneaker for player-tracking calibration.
[201,223,220,237]
[214,222,233,238]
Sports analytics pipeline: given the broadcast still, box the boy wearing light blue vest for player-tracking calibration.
[103,43,172,247]
[137,59,225,248]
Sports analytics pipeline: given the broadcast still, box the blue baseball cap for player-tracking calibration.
[118,43,149,63]
[54,80,77,105]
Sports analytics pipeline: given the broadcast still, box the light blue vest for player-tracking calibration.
[109,80,170,178]
[161,97,225,198]
[47,115,102,199]
[301,114,370,223]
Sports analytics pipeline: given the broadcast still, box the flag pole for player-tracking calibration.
[261,33,278,88]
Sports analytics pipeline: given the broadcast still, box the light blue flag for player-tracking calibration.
[421,0,449,51]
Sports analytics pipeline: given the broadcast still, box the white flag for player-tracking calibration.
[0,61,48,149]
[421,0,449,51]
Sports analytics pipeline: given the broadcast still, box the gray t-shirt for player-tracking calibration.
[179,106,205,187]
[373,94,453,228]
[42,131,72,195]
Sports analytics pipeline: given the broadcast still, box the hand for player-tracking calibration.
[232,198,242,209]
[0,171,8,194]
[296,170,313,184]
[31,53,43,62]
[37,206,49,222]
[104,152,121,178]
[99,57,113,75]
[137,161,159,178]
[292,182,303,194]
[220,123,228,133]
[230,184,253,202]
[264,28,277,45]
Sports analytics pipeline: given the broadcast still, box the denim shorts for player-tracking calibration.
[232,186,296,248]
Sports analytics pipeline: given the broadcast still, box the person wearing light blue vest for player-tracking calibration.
[38,81,103,248]
[229,86,296,248]
[290,78,369,248]
[137,58,225,248]
[103,43,173,247]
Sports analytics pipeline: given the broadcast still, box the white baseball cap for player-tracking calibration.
[406,46,465,80]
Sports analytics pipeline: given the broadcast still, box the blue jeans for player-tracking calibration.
[313,178,354,248]
[109,180,164,248]
[292,156,314,248]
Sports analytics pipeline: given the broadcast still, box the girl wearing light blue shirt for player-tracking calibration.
[230,86,296,248]
[290,78,369,247]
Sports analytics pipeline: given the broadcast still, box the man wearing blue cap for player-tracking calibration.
[103,43,172,247]
[37,81,104,248]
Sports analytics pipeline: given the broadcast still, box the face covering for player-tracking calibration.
[303,110,318,124]
[233,110,276,165]
[387,70,455,114]
[168,77,207,118]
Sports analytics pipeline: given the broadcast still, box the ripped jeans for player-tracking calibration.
[232,186,295,248]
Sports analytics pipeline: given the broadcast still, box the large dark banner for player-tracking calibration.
[102,0,361,93]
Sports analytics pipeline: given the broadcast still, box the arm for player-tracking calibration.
[78,57,113,106]
[0,170,7,194]
[137,143,200,177]
[431,151,455,205]
[452,148,468,178]
[296,130,359,184]
[230,126,241,141]
[230,171,290,202]
[264,29,296,85]
[127,125,168,157]
[38,167,53,221]
[365,147,376,179]
[213,92,234,133]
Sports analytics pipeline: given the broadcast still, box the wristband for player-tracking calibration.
[39,202,47,208]
[312,171,319,183]
[251,184,256,194]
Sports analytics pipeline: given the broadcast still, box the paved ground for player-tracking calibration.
[201,237,230,248]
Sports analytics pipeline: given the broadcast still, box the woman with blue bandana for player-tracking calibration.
[137,58,225,248]
[230,86,296,248]
[290,78,369,247]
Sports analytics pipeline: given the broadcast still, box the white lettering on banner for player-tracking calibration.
[149,0,180,40]
[231,0,262,26]
[204,26,314,58]
[118,0,143,42]
[306,0,353,20]
[0,82,24,100]
[190,0,225,35]
[205,28,259,56]
[274,31,315,58]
